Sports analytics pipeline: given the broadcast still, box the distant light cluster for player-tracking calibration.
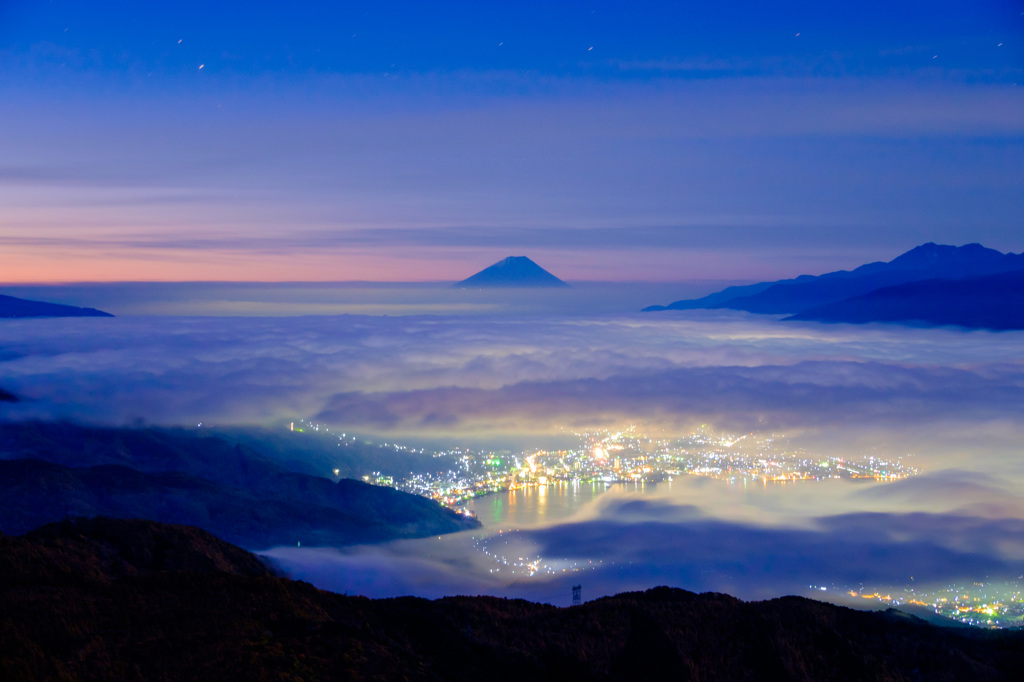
[474,532,604,578]
[814,580,1024,629]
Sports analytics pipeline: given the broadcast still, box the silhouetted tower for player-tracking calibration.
[572,584,582,606]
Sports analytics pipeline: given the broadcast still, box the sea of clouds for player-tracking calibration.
[2,304,1023,605]
[3,308,1022,437]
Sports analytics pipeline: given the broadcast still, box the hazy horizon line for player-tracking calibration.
[0,278,756,287]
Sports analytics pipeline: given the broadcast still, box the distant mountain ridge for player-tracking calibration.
[456,256,569,288]
[0,293,113,318]
[645,243,1024,330]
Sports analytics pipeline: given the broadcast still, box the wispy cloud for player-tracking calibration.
[2,310,1021,442]
[315,360,1024,434]
[264,475,1024,603]
[2,73,1022,281]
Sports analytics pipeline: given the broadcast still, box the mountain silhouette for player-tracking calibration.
[0,422,479,549]
[456,256,569,288]
[645,243,1024,330]
[645,243,1024,315]
[2,517,1022,681]
[0,293,113,318]
[787,269,1024,329]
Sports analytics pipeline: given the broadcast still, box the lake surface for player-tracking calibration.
[468,480,656,530]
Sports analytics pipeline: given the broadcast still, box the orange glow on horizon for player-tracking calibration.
[0,249,475,284]
[0,243,793,285]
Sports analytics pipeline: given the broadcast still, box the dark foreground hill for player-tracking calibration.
[456,256,569,288]
[0,293,113,318]
[0,422,478,549]
[2,517,1022,682]
[645,243,1024,330]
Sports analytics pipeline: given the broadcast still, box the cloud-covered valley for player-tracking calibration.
[3,305,1024,605]
[265,471,1024,605]
[2,310,1021,445]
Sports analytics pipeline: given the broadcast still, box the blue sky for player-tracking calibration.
[1,1,1022,281]
[6,1,1019,80]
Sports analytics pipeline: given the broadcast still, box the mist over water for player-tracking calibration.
[0,281,737,317]
[2,281,1023,609]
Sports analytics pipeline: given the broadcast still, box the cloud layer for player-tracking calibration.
[2,309,1022,443]
[264,472,1024,605]
[4,304,1024,603]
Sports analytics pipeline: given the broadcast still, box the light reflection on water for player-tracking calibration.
[465,476,886,534]
[468,480,654,530]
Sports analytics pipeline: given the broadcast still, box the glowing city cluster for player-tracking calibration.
[358,425,919,511]
[287,420,1024,629]
[290,419,918,517]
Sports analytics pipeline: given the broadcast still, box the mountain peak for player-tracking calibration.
[644,241,1024,325]
[455,256,569,288]
[887,242,1003,269]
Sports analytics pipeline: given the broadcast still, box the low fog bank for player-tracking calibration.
[1,311,1020,441]
[264,471,1024,606]
[0,281,738,317]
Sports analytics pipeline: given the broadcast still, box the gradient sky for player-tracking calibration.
[2,1,1022,282]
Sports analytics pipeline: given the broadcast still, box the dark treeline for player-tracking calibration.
[2,517,1022,681]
